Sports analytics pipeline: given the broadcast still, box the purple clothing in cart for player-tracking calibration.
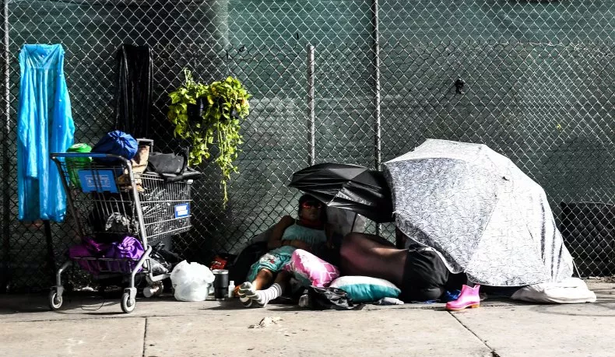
[107,236,145,272]
[68,236,109,274]
[69,236,144,274]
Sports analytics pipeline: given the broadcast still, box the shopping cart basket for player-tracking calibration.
[49,149,192,313]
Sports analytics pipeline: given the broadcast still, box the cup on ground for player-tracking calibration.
[212,269,229,299]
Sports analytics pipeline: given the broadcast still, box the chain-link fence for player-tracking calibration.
[2,0,615,292]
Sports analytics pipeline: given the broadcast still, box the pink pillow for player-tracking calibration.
[284,249,340,288]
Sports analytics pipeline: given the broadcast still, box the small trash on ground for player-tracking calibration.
[376,297,404,305]
[248,316,282,329]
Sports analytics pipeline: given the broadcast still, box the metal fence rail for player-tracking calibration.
[2,0,615,292]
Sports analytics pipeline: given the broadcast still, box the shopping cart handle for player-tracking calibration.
[50,152,129,161]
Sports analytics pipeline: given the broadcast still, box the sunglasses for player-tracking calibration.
[301,201,323,209]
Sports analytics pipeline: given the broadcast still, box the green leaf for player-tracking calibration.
[167,70,251,207]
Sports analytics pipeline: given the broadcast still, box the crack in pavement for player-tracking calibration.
[449,311,500,357]
[142,317,148,357]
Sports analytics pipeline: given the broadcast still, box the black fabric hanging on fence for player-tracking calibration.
[114,44,153,139]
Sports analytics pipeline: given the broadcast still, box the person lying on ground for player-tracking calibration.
[339,229,466,302]
[237,194,334,307]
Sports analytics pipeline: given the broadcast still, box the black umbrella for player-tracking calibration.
[289,163,393,223]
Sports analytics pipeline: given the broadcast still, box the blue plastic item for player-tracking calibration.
[441,289,461,302]
[17,44,75,222]
[92,130,138,163]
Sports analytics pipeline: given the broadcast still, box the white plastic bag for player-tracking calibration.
[170,260,215,302]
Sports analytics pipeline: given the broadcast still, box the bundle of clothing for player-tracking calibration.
[68,235,144,275]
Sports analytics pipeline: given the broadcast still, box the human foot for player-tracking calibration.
[238,282,261,307]
[253,283,283,307]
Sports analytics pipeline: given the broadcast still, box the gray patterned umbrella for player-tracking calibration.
[383,139,573,286]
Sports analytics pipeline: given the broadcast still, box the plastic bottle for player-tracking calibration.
[298,293,310,308]
[143,286,156,298]
[228,280,235,299]
[143,282,163,298]
[207,284,215,300]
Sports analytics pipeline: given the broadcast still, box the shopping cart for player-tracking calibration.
[49,145,192,313]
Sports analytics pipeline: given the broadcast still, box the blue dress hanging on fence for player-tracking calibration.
[18,44,75,222]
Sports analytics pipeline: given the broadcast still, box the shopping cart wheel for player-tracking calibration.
[48,289,63,311]
[121,292,136,313]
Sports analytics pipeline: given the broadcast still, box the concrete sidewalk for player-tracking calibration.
[0,281,613,357]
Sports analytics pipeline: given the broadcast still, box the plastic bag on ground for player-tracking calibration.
[170,260,215,302]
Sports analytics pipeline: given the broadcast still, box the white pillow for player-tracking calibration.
[330,276,400,303]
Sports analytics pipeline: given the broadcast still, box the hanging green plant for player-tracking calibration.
[167,69,251,205]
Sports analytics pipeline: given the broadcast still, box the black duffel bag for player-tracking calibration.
[147,148,188,175]
[146,147,202,181]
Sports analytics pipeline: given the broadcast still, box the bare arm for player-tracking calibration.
[267,215,295,250]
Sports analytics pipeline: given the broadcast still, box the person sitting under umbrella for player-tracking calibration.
[339,229,467,303]
[238,194,334,307]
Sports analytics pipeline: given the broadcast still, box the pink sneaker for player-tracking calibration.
[446,284,480,311]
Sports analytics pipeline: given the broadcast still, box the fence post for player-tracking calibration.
[2,0,10,292]
[371,0,381,171]
[307,44,315,166]
[371,0,382,235]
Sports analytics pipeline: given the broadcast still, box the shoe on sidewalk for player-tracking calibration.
[446,284,480,311]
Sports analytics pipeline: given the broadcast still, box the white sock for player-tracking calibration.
[254,283,283,307]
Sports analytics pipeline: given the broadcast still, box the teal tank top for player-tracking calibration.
[281,223,327,247]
